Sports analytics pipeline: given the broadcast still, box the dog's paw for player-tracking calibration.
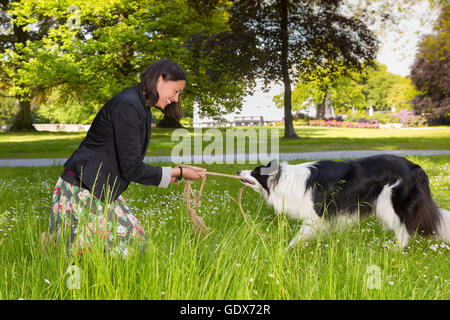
[288,239,298,249]
[286,239,309,250]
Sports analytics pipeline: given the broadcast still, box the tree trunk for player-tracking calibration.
[282,78,298,138]
[157,114,183,128]
[280,0,299,139]
[316,94,326,120]
[10,99,36,132]
[316,87,330,120]
[9,11,35,132]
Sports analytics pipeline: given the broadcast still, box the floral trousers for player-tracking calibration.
[49,177,147,256]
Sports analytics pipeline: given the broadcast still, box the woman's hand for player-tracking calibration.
[183,167,206,180]
[170,166,206,184]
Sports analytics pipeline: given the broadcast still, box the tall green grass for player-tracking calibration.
[0,156,449,299]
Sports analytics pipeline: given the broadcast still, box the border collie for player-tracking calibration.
[238,155,450,248]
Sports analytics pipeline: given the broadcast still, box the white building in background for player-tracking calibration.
[193,79,344,127]
[193,103,284,128]
[193,81,285,128]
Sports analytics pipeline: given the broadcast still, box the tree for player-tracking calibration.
[2,0,232,127]
[410,4,449,125]
[183,0,252,120]
[190,0,378,138]
[386,76,418,110]
[0,0,55,131]
[279,62,418,117]
[330,73,367,113]
[362,64,399,111]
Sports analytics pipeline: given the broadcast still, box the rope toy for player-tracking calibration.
[180,164,248,236]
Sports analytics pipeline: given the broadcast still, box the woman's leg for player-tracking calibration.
[48,178,147,256]
[107,195,147,256]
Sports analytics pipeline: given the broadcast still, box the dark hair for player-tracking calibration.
[140,58,186,121]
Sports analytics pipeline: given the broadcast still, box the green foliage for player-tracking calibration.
[360,64,417,111]
[190,0,379,137]
[331,73,367,111]
[1,0,234,124]
[386,77,419,110]
[32,100,97,125]
[29,87,97,124]
[157,116,184,128]
[343,109,399,125]
[0,90,15,124]
[283,62,418,114]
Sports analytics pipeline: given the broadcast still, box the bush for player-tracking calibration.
[32,100,97,124]
[325,115,345,122]
[0,92,15,125]
[349,118,379,125]
[394,109,427,127]
[369,112,400,124]
[344,110,401,125]
[293,119,309,126]
[292,112,313,125]
[180,116,193,127]
[157,116,183,128]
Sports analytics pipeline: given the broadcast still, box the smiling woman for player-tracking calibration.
[43,58,204,256]
[140,58,185,122]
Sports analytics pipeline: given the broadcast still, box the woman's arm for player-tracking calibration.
[168,166,204,184]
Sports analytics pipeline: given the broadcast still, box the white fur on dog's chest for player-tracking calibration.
[268,189,315,220]
[268,163,316,221]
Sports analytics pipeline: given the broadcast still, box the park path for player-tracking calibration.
[0,149,449,167]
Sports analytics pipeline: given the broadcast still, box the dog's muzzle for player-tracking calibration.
[237,171,255,185]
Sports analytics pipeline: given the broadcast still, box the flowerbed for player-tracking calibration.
[309,119,380,128]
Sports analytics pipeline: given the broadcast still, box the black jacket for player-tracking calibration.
[62,83,167,202]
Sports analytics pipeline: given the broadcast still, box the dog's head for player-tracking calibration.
[237,160,282,197]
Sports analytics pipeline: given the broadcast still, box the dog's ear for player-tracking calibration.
[261,159,279,175]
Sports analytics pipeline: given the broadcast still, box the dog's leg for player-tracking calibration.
[288,216,328,248]
[375,181,410,248]
[332,214,358,233]
[394,225,410,248]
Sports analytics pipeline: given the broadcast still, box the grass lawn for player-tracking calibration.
[0,126,449,159]
[0,156,448,299]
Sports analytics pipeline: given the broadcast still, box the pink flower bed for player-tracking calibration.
[309,120,380,129]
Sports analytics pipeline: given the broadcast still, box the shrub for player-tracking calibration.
[394,109,427,127]
[370,112,400,124]
[293,119,309,126]
[308,119,380,128]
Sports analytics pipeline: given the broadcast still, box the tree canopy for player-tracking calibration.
[1,0,447,129]
[1,0,238,128]
[274,62,418,117]
[410,4,449,125]
[188,0,378,138]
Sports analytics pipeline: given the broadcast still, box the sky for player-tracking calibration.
[239,1,441,117]
[376,1,440,77]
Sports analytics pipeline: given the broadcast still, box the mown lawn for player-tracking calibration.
[0,156,448,300]
[0,126,449,158]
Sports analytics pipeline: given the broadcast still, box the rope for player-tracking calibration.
[180,164,248,235]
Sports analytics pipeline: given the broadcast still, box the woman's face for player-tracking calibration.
[155,76,186,109]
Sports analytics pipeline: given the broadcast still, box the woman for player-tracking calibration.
[47,58,203,256]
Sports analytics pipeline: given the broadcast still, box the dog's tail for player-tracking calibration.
[396,165,448,243]
[414,165,449,242]
[436,208,450,243]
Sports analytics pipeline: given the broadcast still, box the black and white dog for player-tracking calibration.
[238,155,450,248]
